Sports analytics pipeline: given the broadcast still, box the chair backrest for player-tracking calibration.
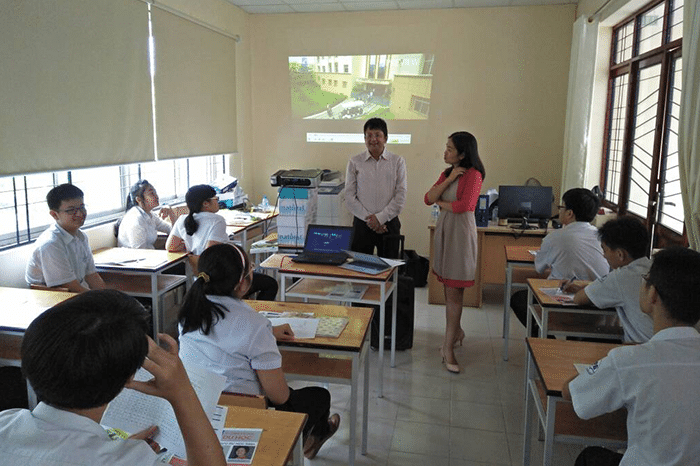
[218,392,267,410]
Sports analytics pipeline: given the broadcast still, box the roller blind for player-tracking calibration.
[151,7,238,160]
[0,0,153,176]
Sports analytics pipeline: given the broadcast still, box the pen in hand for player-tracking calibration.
[560,276,577,292]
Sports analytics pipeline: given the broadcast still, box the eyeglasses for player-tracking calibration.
[558,205,569,210]
[59,205,87,216]
[641,272,650,282]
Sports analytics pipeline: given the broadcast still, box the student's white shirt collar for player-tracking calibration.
[651,326,700,341]
[31,402,109,438]
[54,222,79,245]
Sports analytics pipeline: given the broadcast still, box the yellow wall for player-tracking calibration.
[248,5,576,255]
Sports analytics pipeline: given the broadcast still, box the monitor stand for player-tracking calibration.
[510,215,537,230]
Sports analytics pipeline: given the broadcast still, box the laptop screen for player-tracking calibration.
[304,225,353,254]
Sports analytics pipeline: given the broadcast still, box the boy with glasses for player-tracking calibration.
[510,188,609,328]
[25,183,105,293]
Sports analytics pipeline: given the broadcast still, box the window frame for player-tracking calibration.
[599,0,685,246]
[0,154,229,251]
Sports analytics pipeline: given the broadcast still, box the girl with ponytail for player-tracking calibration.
[178,244,340,459]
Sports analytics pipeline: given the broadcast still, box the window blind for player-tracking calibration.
[0,0,153,176]
[151,6,238,160]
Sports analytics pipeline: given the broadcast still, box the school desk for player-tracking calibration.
[219,209,278,250]
[93,248,192,337]
[428,221,548,307]
[502,245,540,360]
[223,406,306,466]
[0,286,77,406]
[246,299,373,466]
[523,338,627,466]
[526,278,623,341]
[259,253,397,398]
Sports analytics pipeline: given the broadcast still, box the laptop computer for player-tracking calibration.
[340,250,392,275]
[291,224,354,265]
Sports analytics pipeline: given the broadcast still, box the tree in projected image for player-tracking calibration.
[289,54,433,120]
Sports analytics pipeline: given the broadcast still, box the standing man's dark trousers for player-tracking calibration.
[351,216,401,259]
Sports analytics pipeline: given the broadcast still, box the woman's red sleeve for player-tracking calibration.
[424,172,447,205]
[450,169,483,213]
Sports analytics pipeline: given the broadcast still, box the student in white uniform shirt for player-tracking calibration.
[25,183,106,293]
[116,180,177,249]
[565,216,653,343]
[564,247,700,466]
[167,185,278,300]
[0,290,225,466]
[178,243,340,459]
[510,188,609,328]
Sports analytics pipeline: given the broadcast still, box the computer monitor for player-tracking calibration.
[498,185,554,223]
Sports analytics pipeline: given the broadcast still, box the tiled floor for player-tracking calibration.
[291,285,587,466]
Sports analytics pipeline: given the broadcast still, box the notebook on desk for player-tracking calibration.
[339,250,392,275]
[291,224,354,265]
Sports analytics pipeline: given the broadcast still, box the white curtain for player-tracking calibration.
[679,0,700,250]
[560,16,599,192]
[151,6,238,160]
[0,0,153,176]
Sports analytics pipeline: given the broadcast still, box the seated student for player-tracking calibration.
[0,289,225,466]
[25,183,106,293]
[510,188,610,327]
[116,180,177,249]
[564,217,653,343]
[563,247,700,466]
[178,244,340,460]
[166,184,278,300]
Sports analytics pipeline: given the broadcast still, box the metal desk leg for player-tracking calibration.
[292,434,303,466]
[280,274,287,301]
[151,273,160,338]
[543,396,556,466]
[502,262,513,360]
[362,345,369,455]
[378,283,385,398]
[390,270,398,368]
[522,350,534,466]
[349,352,358,466]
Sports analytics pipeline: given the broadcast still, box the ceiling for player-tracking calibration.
[224,0,579,15]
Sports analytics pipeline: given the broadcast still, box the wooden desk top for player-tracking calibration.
[526,337,621,396]
[0,287,76,332]
[218,209,278,227]
[260,254,395,282]
[224,406,305,466]
[93,247,188,272]
[430,221,549,236]
[527,278,594,308]
[505,245,539,263]
[246,300,372,352]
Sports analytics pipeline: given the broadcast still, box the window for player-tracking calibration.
[342,81,347,88]
[344,64,349,73]
[334,80,338,86]
[0,155,228,249]
[411,96,430,116]
[601,0,684,243]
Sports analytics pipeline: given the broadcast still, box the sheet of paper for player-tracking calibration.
[539,287,576,305]
[268,317,319,339]
[327,284,368,300]
[573,363,590,375]
[101,363,227,459]
[529,250,538,256]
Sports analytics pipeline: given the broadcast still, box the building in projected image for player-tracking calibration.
[289,53,434,120]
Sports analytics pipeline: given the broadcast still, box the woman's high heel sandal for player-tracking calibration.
[439,346,460,374]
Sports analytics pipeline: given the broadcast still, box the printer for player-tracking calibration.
[270,169,323,187]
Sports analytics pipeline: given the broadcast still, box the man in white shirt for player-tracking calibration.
[25,183,105,293]
[511,188,609,328]
[564,247,700,466]
[344,118,407,258]
[566,216,653,343]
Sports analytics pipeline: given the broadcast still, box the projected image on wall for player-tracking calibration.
[289,54,434,120]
